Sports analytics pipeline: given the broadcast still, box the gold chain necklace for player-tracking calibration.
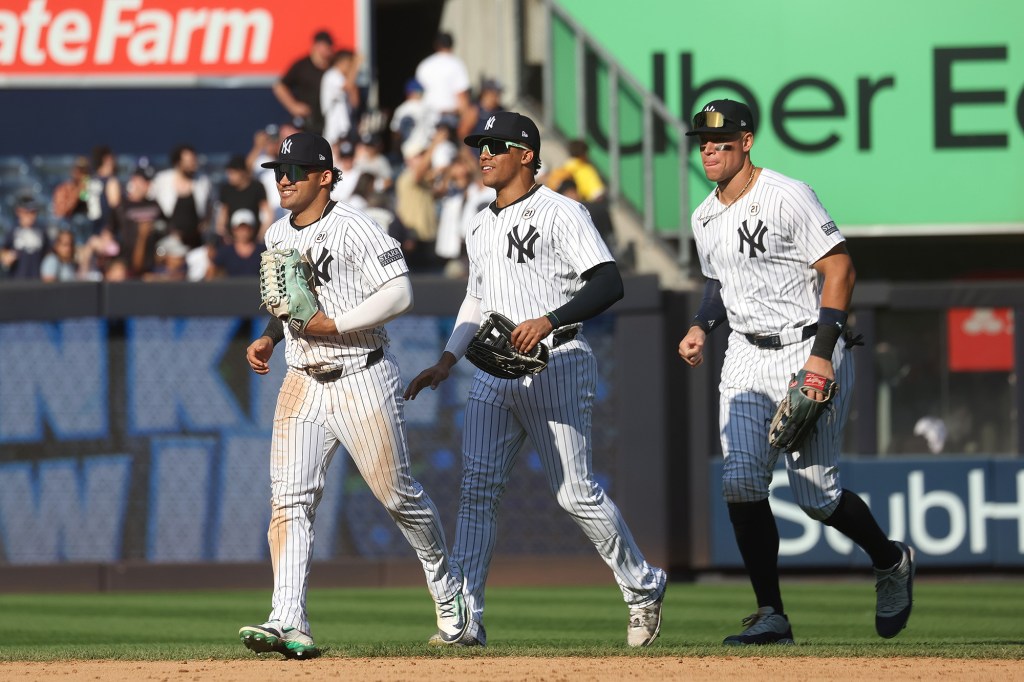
[701,165,756,224]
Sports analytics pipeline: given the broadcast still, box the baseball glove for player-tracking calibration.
[259,248,318,334]
[465,312,550,380]
[768,370,839,452]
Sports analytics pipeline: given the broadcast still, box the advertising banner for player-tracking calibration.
[0,0,359,82]
[555,0,1023,232]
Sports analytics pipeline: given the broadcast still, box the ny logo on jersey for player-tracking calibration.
[737,219,768,258]
[506,224,540,263]
[305,247,334,285]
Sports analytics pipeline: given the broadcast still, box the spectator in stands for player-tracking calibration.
[273,30,334,134]
[50,155,92,238]
[389,78,434,164]
[114,165,164,278]
[249,122,298,222]
[320,48,361,147]
[216,154,270,243]
[466,79,506,147]
[103,257,130,281]
[415,32,473,139]
[80,222,121,277]
[435,156,472,278]
[346,173,377,211]
[545,139,607,203]
[330,139,360,203]
[1,194,50,279]
[146,234,190,281]
[429,117,460,177]
[395,136,440,272]
[87,145,122,235]
[149,144,212,250]
[208,209,266,279]
[353,133,394,192]
[40,229,81,282]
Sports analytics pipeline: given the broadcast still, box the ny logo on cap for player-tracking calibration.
[484,116,496,130]
[281,139,293,154]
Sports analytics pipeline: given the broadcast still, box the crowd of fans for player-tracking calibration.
[0,30,617,283]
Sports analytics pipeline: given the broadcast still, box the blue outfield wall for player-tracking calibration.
[710,459,1024,568]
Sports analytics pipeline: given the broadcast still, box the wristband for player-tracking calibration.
[262,317,285,346]
[809,307,847,360]
[544,311,561,328]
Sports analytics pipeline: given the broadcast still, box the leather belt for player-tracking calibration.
[744,324,817,350]
[551,327,579,349]
[305,347,384,382]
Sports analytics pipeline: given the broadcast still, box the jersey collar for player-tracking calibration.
[488,183,541,215]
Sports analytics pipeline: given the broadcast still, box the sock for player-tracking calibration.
[824,489,901,569]
[728,499,784,616]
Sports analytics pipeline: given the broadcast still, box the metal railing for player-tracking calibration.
[542,0,691,267]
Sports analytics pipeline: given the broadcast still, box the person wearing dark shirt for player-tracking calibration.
[114,165,165,278]
[1,194,50,279]
[216,154,269,241]
[273,30,334,134]
[208,209,266,278]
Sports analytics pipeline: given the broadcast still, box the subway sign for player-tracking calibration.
[709,458,1024,567]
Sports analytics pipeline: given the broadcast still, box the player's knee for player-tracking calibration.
[797,499,838,522]
[554,480,604,512]
[722,475,769,504]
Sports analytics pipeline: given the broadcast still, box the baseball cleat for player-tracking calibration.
[722,606,795,645]
[430,590,470,645]
[874,541,915,638]
[428,621,486,647]
[627,593,664,647]
[239,620,321,659]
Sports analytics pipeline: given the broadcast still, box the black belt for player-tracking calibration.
[551,327,579,348]
[744,324,818,350]
[306,347,384,382]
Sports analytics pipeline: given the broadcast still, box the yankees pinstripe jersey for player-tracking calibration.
[692,168,844,335]
[264,201,407,370]
[466,184,613,323]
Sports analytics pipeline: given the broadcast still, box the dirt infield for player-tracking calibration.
[6,657,1022,681]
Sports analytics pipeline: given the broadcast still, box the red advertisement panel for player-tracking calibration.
[947,308,1015,372]
[0,0,357,78]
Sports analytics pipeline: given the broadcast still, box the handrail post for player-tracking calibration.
[642,96,654,233]
[609,66,620,203]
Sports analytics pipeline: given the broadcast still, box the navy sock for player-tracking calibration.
[728,499,784,616]
[824,489,901,569]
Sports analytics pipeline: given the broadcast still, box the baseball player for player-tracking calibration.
[677,100,915,644]
[238,132,468,659]
[404,112,667,647]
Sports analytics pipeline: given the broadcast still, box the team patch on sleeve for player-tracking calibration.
[377,248,403,267]
[820,221,838,236]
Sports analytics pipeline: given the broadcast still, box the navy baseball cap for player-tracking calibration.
[465,111,541,160]
[685,99,755,136]
[260,132,333,169]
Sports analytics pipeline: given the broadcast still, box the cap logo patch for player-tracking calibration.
[281,139,293,154]
[319,153,326,160]
[522,131,529,138]
[484,116,496,130]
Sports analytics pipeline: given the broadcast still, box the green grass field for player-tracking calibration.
[1,580,1022,661]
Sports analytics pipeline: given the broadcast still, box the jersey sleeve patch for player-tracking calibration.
[820,221,838,236]
[377,248,403,267]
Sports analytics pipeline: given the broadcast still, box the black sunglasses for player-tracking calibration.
[273,164,324,183]
[477,138,530,156]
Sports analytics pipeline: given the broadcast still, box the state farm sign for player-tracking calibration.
[0,0,358,78]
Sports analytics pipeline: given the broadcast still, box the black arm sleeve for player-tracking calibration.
[693,278,726,334]
[547,261,624,326]
[262,316,285,345]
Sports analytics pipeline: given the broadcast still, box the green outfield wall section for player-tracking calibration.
[553,0,1024,234]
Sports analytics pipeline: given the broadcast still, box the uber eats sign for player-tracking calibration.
[556,0,1023,231]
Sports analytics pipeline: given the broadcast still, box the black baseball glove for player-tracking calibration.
[768,370,839,452]
[465,312,550,380]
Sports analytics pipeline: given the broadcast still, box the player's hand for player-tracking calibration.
[246,336,275,375]
[800,355,835,400]
[678,326,706,368]
[403,353,456,400]
[511,316,555,353]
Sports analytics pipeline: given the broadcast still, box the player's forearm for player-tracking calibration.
[547,261,623,327]
[442,292,483,360]
[306,274,414,336]
[261,316,285,345]
[693,278,726,333]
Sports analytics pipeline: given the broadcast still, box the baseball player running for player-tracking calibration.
[677,100,915,644]
[404,112,666,647]
[239,132,468,659]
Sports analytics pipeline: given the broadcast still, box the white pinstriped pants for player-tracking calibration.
[267,351,459,634]
[719,331,854,520]
[454,337,666,628]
